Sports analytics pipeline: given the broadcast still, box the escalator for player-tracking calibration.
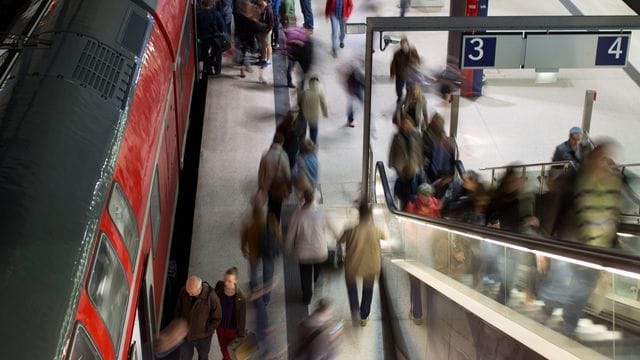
[373,161,640,359]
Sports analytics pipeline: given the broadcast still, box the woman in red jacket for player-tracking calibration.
[325,0,353,57]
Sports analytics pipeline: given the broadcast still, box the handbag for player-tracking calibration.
[214,32,232,52]
[229,332,257,360]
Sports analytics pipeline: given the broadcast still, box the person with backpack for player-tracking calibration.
[258,132,292,221]
[389,115,424,209]
[285,190,331,305]
[174,275,222,360]
[214,267,247,360]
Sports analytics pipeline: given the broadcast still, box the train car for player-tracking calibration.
[0,0,197,358]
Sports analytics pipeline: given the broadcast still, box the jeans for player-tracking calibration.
[308,123,318,144]
[299,263,322,304]
[216,327,239,360]
[538,262,599,333]
[299,0,314,29]
[179,334,213,360]
[346,275,375,320]
[347,85,364,123]
[395,77,406,102]
[250,255,275,304]
[271,0,281,44]
[330,15,346,51]
[251,295,271,357]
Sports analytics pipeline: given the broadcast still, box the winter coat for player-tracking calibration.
[339,221,385,279]
[552,140,593,165]
[258,143,291,195]
[389,130,424,180]
[390,46,420,80]
[325,0,354,19]
[286,205,330,264]
[174,282,222,341]
[406,196,442,218]
[300,81,328,125]
[197,7,225,39]
[574,167,622,247]
[214,282,248,336]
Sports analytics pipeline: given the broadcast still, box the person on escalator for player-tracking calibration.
[405,183,442,218]
[423,113,455,196]
[538,140,622,337]
[484,166,537,305]
[442,170,489,225]
[394,82,428,131]
[389,116,424,210]
[552,126,593,166]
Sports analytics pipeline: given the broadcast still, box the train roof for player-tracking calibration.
[0,0,152,357]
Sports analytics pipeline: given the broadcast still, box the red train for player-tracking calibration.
[0,0,197,358]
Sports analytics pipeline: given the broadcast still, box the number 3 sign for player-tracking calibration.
[463,37,497,67]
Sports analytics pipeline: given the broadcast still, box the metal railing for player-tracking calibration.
[375,160,640,273]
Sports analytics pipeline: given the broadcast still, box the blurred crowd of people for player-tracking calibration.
[386,58,625,336]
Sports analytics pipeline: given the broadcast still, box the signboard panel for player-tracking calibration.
[524,33,630,68]
[461,34,523,69]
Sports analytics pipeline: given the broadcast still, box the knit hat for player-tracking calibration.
[418,183,433,196]
[569,126,582,135]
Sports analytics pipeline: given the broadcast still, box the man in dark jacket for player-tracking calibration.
[390,36,420,103]
[552,126,593,165]
[175,275,222,360]
[197,0,225,75]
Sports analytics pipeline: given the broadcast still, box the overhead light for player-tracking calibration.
[535,68,558,83]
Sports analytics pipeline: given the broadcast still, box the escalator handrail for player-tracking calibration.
[479,160,575,171]
[375,161,640,275]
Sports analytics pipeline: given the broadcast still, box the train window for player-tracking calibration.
[150,167,161,255]
[108,182,140,265]
[69,324,101,360]
[87,234,129,352]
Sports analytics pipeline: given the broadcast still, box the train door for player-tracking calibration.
[128,255,157,359]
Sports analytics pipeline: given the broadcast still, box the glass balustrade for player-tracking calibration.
[374,161,640,359]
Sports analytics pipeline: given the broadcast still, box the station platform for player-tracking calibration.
[184,0,640,359]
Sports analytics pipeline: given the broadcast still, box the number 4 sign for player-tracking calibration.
[596,36,630,66]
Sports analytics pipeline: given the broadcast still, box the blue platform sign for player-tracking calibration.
[596,36,630,66]
[463,37,497,67]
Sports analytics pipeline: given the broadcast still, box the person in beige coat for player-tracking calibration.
[299,75,328,145]
[338,202,386,326]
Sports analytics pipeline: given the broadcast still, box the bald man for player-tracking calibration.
[174,275,222,360]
